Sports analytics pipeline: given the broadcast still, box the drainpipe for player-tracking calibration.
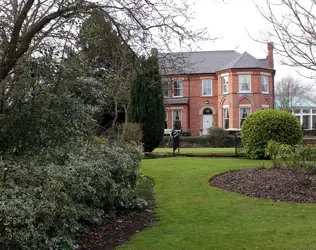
[187,74,191,131]
[272,70,276,109]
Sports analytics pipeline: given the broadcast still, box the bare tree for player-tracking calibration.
[0,0,208,84]
[255,0,316,79]
[275,75,313,111]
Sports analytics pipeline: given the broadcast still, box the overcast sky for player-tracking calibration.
[189,0,314,84]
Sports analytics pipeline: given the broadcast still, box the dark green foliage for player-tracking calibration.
[0,53,108,154]
[0,88,95,154]
[79,12,132,71]
[78,12,134,130]
[159,133,235,148]
[0,142,144,250]
[128,57,165,152]
[241,109,303,159]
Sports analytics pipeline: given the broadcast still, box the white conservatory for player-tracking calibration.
[275,97,316,130]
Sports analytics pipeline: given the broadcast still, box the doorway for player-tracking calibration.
[202,108,213,135]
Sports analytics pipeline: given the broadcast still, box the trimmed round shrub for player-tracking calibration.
[241,109,303,159]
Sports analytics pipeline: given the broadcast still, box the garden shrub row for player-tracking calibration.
[159,128,235,148]
[0,142,144,250]
[265,140,316,172]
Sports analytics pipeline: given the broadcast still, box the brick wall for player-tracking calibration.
[165,69,275,136]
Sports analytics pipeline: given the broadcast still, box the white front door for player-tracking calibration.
[202,115,213,135]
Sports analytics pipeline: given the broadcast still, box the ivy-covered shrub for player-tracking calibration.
[0,142,144,250]
[241,109,303,158]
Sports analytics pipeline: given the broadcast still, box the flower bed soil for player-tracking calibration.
[210,168,316,203]
[76,197,154,250]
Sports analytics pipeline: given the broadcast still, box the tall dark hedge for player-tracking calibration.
[241,109,303,159]
[128,56,165,152]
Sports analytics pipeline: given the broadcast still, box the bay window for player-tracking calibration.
[222,76,229,94]
[172,110,182,129]
[239,74,251,92]
[239,107,251,128]
[261,75,269,93]
[223,108,229,129]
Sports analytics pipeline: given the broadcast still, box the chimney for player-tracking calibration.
[267,42,274,69]
[151,48,158,57]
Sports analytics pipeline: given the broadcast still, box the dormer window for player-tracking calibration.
[173,80,183,97]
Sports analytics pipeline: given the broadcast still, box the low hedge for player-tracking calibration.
[0,142,144,250]
[159,128,235,148]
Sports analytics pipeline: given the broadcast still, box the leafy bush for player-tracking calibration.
[265,140,316,172]
[265,140,280,167]
[0,142,144,250]
[241,109,303,159]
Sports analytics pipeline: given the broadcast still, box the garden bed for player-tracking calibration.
[210,167,316,203]
[76,196,155,250]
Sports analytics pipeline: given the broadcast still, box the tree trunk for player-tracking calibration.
[112,100,118,129]
[124,105,128,124]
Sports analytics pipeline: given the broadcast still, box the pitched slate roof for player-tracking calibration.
[158,50,272,75]
[217,52,271,71]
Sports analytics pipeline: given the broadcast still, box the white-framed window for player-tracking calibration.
[165,110,168,129]
[222,76,229,94]
[239,107,251,128]
[239,75,251,92]
[223,108,229,129]
[261,75,269,93]
[172,110,182,129]
[173,80,183,97]
[202,79,212,96]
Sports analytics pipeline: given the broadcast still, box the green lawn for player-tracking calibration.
[153,147,237,154]
[120,158,316,250]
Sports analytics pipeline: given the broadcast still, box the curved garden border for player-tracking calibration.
[210,167,316,203]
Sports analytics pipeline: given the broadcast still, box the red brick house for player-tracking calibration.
[157,43,275,136]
